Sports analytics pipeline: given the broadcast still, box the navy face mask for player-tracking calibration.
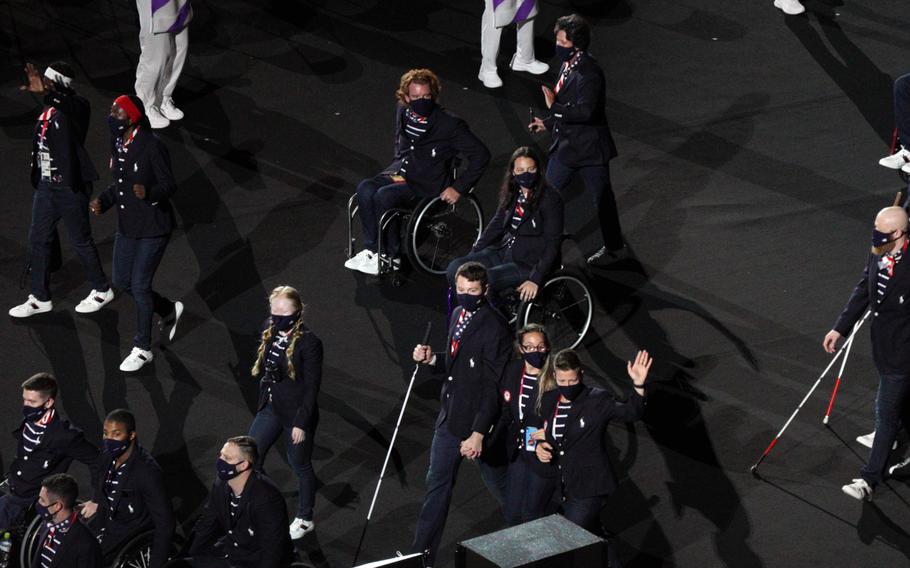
[558,382,585,401]
[103,438,131,458]
[34,501,57,520]
[555,45,576,62]
[457,293,483,312]
[22,405,45,423]
[215,458,245,481]
[515,171,539,189]
[107,115,129,138]
[522,350,548,370]
[872,228,899,247]
[270,312,299,333]
[408,98,435,117]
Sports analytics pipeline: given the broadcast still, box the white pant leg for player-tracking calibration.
[480,0,502,73]
[162,26,188,99]
[515,18,536,63]
[134,0,174,109]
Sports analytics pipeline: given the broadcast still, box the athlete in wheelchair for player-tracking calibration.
[446,146,593,350]
[344,67,490,278]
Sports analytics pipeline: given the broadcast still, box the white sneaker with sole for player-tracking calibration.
[842,478,873,501]
[856,431,897,450]
[773,0,805,15]
[120,347,154,372]
[74,288,114,314]
[478,69,503,89]
[162,301,184,341]
[880,147,910,169]
[289,518,315,539]
[889,456,910,476]
[160,97,184,121]
[147,106,170,129]
[9,295,52,318]
[510,54,549,75]
[344,249,373,271]
[355,251,381,275]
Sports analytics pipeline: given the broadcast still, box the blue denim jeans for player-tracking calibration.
[445,246,529,296]
[504,455,555,526]
[355,175,419,257]
[248,403,316,520]
[112,233,174,350]
[546,156,623,251]
[29,184,109,301]
[862,372,910,486]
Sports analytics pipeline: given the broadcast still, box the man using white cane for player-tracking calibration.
[823,206,910,500]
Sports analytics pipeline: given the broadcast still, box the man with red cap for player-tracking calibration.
[90,95,184,372]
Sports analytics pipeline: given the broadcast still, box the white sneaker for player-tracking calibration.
[147,106,170,129]
[856,431,898,450]
[354,251,381,275]
[510,54,549,75]
[9,295,52,318]
[344,249,373,271]
[478,69,503,89]
[879,147,910,169]
[74,288,114,314]
[160,97,184,121]
[773,0,805,15]
[889,456,910,476]
[119,347,154,372]
[902,162,910,175]
[161,300,184,341]
[289,518,315,539]
[841,478,873,501]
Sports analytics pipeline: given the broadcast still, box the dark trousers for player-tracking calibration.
[504,455,555,526]
[445,247,529,296]
[895,73,910,147]
[356,175,419,257]
[112,233,174,350]
[862,373,910,486]
[0,492,34,531]
[562,494,607,532]
[248,403,317,520]
[546,156,623,251]
[29,185,109,301]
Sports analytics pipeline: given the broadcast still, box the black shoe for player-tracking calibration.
[587,245,629,267]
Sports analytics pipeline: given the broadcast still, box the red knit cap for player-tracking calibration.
[114,95,144,123]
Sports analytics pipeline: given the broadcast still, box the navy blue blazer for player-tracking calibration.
[32,514,103,568]
[30,89,99,191]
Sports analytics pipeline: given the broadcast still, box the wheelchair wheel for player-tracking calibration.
[521,273,593,351]
[112,529,184,568]
[405,195,483,275]
[19,514,43,568]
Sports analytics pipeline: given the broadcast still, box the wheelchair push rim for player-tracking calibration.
[521,274,592,351]
[406,195,483,275]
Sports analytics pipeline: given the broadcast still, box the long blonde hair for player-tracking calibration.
[251,286,306,380]
[514,324,556,414]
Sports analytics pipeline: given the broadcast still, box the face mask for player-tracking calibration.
[872,228,899,247]
[108,115,129,138]
[408,98,435,117]
[555,45,576,62]
[514,171,539,189]
[522,350,548,370]
[270,313,299,333]
[215,457,245,481]
[22,405,45,423]
[34,502,57,520]
[558,382,585,401]
[103,438,131,458]
[457,292,483,312]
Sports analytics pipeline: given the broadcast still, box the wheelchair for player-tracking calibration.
[346,173,485,286]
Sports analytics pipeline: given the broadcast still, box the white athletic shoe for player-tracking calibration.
[773,0,805,15]
[841,478,873,501]
[147,106,171,129]
[160,97,184,121]
[119,347,154,372]
[161,301,184,341]
[478,69,503,89]
[289,518,315,539]
[856,431,898,450]
[355,251,381,275]
[510,54,549,75]
[9,295,52,318]
[889,456,910,476]
[879,147,910,169]
[74,288,114,314]
[902,162,910,175]
[344,249,373,271]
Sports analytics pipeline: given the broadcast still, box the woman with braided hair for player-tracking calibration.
[248,285,323,540]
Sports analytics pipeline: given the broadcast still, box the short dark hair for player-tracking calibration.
[22,373,58,400]
[227,436,259,466]
[105,409,136,433]
[554,14,592,51]
[553,349,583,373]
[455,261,488,287]
[48,61,75,80]
[42,473,78,510]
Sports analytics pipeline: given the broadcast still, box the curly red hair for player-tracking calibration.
[396,68,441,105]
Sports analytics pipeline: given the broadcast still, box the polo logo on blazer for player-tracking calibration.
[248,528,255,536]
[532,219,537,228]
[470,357,475,368]
[901,295,905,304]
[503,390,511,402]
[128,504,134,514]
[580,418,586,429]
[133,163,138,172]
[431,148,436,157]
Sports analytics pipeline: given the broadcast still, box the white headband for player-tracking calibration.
[44,66,72,88]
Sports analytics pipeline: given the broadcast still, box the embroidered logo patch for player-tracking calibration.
[580,418,586,429]
[503,390,511,402]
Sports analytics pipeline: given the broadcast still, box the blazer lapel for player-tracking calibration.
[876,254,910,305]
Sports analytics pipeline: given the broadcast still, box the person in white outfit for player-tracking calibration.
[479,0,548,89]
[134,0,192,129]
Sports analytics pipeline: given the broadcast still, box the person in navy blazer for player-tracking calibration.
[529,14,625,267]
[824,206,910,500]
[31,474,103,568]
[410,262,512,567]
[532,348,650,533]
[446,146,564,302]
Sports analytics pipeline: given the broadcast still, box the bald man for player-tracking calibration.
[824,206,910,500]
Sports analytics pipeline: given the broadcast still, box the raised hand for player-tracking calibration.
[627,349,653,386]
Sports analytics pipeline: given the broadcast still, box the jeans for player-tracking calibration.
[29,185,109,301]
[0,492,34,532]
[504,455,555,526]
[546,156,624,251]
[248,403,316,520]
[412,426,470,566]
[355,175,419,257]
[895,73,910,148]
[861,372,910,486]
[445,247,529,296]
[112,233,174,350]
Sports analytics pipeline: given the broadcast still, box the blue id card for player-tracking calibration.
[524,426,538,451]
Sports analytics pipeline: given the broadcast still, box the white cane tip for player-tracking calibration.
[822,417,829,425]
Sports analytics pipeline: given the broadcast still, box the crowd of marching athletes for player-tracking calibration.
[49,0,910,565]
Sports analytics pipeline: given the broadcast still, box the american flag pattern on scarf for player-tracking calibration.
[554,51,583,94]
[877,241,907,301]
[449,309,475,357]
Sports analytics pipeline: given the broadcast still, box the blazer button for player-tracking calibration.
[16,471,21,476]
[119,191,123,196]
[874,312,879,317]
[559,450,564,456]
[120,205,125,209]
[23,456,28,461]
[228,530,232,534]
[448,376,453,381]
[118,178,123,183]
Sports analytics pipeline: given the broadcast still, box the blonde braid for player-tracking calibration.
[251,325,274,377]
[284,317,305,380]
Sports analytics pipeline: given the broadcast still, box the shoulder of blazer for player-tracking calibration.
[431,107,463,133]
[249,471,283,502]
